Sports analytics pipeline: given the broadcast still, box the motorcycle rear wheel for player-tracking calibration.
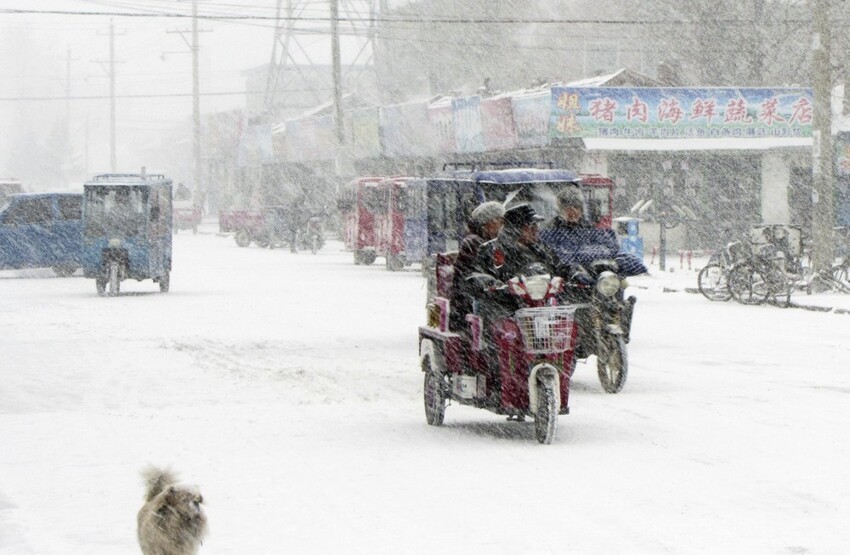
[534,377,558,444]
[423,358,446,426]
[597,334,628,394]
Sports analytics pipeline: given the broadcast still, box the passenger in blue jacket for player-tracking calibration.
[539,187,647,277]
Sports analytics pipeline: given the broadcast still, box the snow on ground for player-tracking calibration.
[1,223,849,554]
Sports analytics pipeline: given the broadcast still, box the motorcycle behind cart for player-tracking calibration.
[81,172,173,296]
[420,253,580,444]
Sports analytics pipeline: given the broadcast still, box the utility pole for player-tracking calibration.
[812,0,834,272]
[109,19,117,172]
[331,0,344,145]
[192,0,202,196]
[65,45,72,141]
[168,0,210,196]
[93,22,124,168]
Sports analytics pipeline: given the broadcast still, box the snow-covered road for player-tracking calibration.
[1,228,849,554]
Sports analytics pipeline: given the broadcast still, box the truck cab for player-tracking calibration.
[0,192,84,276]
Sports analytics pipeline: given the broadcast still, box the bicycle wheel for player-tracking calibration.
[832,264,850,293]
[697,263,732,301]
[728,263,769,305]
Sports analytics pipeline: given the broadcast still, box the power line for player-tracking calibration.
[0,90,267,101]
[0,8,822,25]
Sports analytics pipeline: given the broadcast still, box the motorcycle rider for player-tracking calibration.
[539,187,647,277]
[450,201,505,332]
[471,203,560,414]
[474,203,560,287]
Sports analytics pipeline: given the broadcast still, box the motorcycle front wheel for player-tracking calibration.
[534,376,558,444]
[597,334,628,393]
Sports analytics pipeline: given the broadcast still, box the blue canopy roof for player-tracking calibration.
[455,168,579,184]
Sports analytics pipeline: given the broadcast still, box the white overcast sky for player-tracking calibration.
[0,1,379,130]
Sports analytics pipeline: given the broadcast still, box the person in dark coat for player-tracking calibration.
[449,201,504,331]
[474,203,560,283]
[539,188,647,276]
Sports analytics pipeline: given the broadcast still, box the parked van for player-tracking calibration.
[0,192,83,276]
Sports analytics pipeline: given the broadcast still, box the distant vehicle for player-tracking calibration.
[81,173,173,296]
[338,176,387,265]
[0,178,24,206]
[0,192,83,276]
[172,200,202,234]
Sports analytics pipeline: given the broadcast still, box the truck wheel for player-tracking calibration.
[387,255,404,272]
[159,270,170,293]
[235,230,251,248]
[362,251,377,265]
[96,277,107,296]
[108,262,121,297]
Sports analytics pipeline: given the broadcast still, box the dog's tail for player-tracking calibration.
[140,466,179,502]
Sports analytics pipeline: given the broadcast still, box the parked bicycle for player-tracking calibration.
[697,240,750,302]
[726,224,806,306]
[805,225,850,294]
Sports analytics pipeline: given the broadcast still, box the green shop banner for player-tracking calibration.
[550,87,813,140]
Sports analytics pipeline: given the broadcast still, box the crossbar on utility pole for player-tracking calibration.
[812,0,835,272]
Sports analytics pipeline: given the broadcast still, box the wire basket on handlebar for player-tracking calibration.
[514,306,578,354]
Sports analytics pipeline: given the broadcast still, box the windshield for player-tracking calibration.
[478,181,573,222]
[361,185,387,215]
[84,186,148,237]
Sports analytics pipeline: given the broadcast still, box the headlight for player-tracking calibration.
[596,271,620,297]
[108,238,122,248]
[524,274,551,301]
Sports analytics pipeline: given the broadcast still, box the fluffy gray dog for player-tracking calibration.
[137,466,208,555]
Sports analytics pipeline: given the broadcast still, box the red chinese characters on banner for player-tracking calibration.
[789,97,813,124]
[589,97,617,122]
[758,98,786,126]
[556,114,582,134]
[557,92,580,111]
[658,98,684,124]
[724,98,753,123]
[689,98,717,125]
[627,97,648,123]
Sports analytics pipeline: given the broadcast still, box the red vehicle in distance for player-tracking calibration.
[338,176,391,265]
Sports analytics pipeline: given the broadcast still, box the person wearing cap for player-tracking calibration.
[539,187,647,276]
[474,203,559,283]
[450,201,505,331]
